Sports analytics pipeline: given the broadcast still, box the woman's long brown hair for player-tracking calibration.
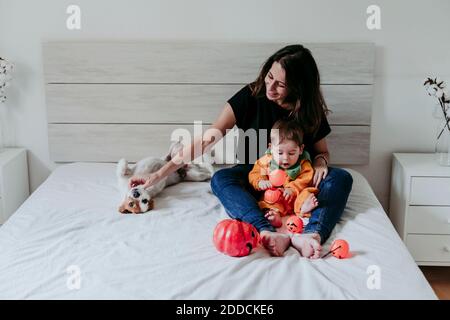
[250,44,330,135]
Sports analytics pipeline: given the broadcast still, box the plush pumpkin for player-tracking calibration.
[263,188,282,204]
[269,169,288,187]
[213,219,260,257]
[286,215,304,233]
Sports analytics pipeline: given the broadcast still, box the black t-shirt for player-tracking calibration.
[227,85,331,164]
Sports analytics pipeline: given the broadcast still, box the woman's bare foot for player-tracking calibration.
[260,231,291,257]
[300,194,319,216]
[290,233,322,259]
[264,209,282,228]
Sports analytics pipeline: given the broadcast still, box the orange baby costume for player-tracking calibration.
[248,151,319,218]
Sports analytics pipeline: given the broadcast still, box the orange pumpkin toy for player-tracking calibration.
[269,169,288,187]
[322,239,350,259]
[286,215,304,233]
[213,219,260,257]
[261,169,292,216]
[263,188,282,204]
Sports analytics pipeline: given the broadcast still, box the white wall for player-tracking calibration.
[1,0,450,210]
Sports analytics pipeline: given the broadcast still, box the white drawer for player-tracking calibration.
[406,234,450,262]
[410,177,450,205]
[407,206,450,234]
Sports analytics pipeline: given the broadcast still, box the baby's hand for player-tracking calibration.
[258,180,272,190]
[283,188,294,201]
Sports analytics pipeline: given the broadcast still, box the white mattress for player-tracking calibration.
[0,163,436,299]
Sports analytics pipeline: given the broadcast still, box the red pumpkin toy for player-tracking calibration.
[213,219,260,257]
[263,169,290,213]
[263,188,282,204]
[269,169,288,187]
[323,239,350,259]
[286,215,304,233]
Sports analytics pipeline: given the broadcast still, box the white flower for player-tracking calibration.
[425,77,450,137]
[443,90,449,99]
[435,77,445,88]
[3,64,13,72]
[0,58,13,103]
[424,77,449,100]
[425,84,436,96]
[436,88,445,100]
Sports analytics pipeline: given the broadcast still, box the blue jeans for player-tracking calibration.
[210,165,353,244]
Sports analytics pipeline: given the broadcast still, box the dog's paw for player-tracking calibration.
[117,158,131,177]
[165,141,185,161]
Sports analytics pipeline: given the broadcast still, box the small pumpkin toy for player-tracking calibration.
[322,239,350,259]
[269,169,288,187]
[262,170,291,215]
[263,188,282,204]
[213,219,260,257]
[286,215,304,233]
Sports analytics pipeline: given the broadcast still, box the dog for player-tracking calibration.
[117,142,214,214]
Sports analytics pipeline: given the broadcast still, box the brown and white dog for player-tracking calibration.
[117,142,214,214]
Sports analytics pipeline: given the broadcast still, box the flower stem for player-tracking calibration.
[436,99,450,140]
[437,121,450,140]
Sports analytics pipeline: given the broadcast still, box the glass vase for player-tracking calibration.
[435,118,450,166]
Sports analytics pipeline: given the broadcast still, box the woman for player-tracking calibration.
[129,45,353,258]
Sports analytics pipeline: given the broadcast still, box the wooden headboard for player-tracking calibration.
[42,41,374,165]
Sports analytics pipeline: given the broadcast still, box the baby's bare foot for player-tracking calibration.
[300,194,319,216]
[264,209,282,228]
[290,233,322,259]
[260,231,291,257]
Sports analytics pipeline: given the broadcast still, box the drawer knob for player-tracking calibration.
[444,246,450,253]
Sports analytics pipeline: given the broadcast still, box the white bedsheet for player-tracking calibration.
[0,163,436,299]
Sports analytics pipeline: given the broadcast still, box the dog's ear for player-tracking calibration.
[177,167,187,180]
[148,199,154,211]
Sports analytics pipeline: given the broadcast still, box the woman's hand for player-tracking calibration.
[128,172,161,189]
[128,175,147,189]
[312,157,328,188]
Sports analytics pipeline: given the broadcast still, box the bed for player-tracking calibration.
[0,163,436,299]
[0,41,437,299]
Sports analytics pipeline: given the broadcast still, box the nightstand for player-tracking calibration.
[390,153,450,266]
[0,148,30,224]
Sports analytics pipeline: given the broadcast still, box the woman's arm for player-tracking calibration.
[312,138,330,188]
[132,103,237,188]
[313,138,330,164]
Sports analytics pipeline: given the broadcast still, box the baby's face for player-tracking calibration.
[271,139,303,169]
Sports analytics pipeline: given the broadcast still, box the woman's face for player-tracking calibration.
[265,61,289,106]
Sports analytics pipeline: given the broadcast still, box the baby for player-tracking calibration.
[249,119,319,228]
